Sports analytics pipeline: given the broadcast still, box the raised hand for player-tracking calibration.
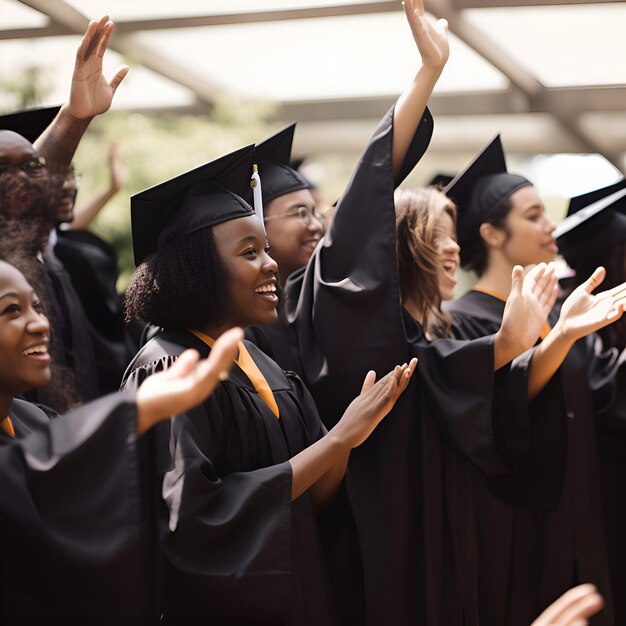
[498,263,557,357]
[108,142,126,193]
[403,0,449,71]
[69,16,129,120]
[333,358,418,449]
[135,327,242,435]
[531,583,603,626]
[556,267,626,341]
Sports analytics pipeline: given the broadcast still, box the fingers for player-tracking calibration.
[539,271,559,313]
[582,266,606,295]
[397,357,418,396]
[528,262,553,297]
[510,264,525,298]
[607,297,626,321]
[109,66,130,92]
[76,19,98,64]
[205,327,243,380]
[165,349,200,379]
[96,20,114,59]
[360,370,377,394]
[532,583,603,625]
[605,278,626,298]
[86,16,109,61]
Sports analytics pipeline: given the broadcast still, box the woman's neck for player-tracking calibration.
[474,260,515,297]
[403,295,424,325]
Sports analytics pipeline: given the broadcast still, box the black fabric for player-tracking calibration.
[280,105,530,625]
[122,330,338,625]
[0,393,146,619]
[24,249,101,406]
[3,397,49,440]
[446,290,616,626]
[55,228,134,393]
[0,106,60,143]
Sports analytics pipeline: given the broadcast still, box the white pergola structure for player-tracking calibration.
[2,0,626,182]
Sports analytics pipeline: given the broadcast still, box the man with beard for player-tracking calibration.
[0,15,128,411]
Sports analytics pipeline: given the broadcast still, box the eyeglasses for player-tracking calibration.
[0,155,47,176]
[264,205,324,226]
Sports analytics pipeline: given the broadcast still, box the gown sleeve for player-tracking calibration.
[0,393,144,617]
[285,105,434,426]
[161,394,293,621]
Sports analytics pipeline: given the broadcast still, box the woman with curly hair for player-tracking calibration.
[122,144,414,625]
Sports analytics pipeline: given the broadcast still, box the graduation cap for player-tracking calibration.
[566,178,626,217]
[131,144,256,266]
[245,124,311,208]
[0,106,61,144]
[555,186,626,268]
[444,136,531,245]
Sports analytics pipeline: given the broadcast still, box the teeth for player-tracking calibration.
[22,345,47,356]
[255,284,277,294]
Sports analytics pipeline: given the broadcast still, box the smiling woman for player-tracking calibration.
[122,143,415,624]
[0,260,52,433]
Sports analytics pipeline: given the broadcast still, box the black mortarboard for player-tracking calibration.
[444,136,531,246]
[566,178,626,217]
[247,124,311,207]
[555,186,626,268]
[131,144,256,265]
[0,106,61,144]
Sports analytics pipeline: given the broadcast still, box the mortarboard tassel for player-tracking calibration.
[250,163,266,233]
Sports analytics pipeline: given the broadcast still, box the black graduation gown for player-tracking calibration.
[122,329,338,625]
[0,393,147,620]
[446,290,617,626]
[282,107,528,625]
[37,249,101,405]
[55,228,137,391]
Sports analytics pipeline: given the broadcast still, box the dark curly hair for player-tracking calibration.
[125,225,228,330]
[458,195,513,276]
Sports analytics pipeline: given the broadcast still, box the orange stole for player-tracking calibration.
[1,416,15,438]
[472,286,552,340]
[188,329,280,419]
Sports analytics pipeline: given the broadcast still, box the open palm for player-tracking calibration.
[403,0,450,70]
[559,267,626,340]
[69,16,129,119]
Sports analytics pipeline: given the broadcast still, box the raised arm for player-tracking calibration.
[527,267,626,400]
[392,0,449,178]
[34,17,128,173]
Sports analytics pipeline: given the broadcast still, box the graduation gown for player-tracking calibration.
[0,393,147,620]
[122,329,338,625]
[55,228,137,390]
[446,289,618,626]
[281,106,528,625]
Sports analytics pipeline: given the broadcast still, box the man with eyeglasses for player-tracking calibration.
[0,16,128,411]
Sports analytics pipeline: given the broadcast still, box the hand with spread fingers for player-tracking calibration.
[403,0,449,71]
[69,16,129,120]
[334,358,418,449]
[494,262,558,369]
[556,266,626,341]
